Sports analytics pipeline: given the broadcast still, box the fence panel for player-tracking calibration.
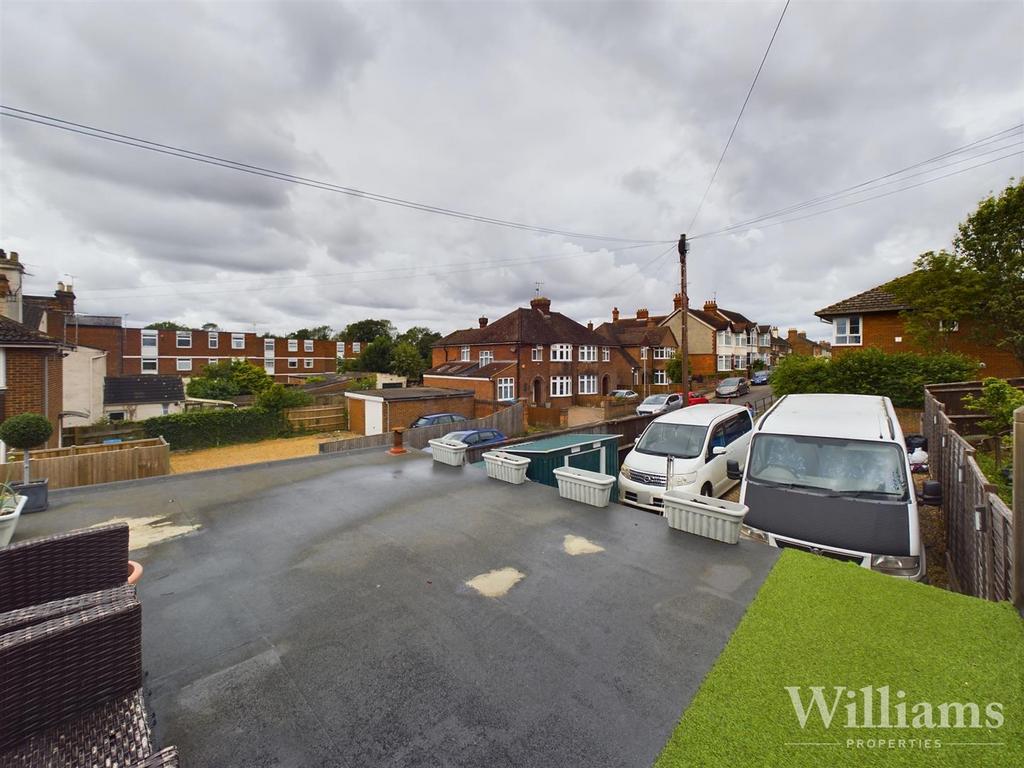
[2,438,170,490]
[284,405,348,432]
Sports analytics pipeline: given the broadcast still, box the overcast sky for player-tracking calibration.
[2,1,1022,341]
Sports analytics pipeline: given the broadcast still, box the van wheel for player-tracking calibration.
[701,483,713,497]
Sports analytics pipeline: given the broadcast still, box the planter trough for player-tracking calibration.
[428,438,468,467]
[663,488,748,544]
[552,466,615,508]
[482,451,531,484]
[0,495,27,548]
[11,479,48,513]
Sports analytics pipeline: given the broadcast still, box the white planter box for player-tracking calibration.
[552,466,616,508]
[0,495,27,548]
[428,438,468,467]
[482,451,531,484]
[663,489,748,544]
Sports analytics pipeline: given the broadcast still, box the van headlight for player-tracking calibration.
[670,471,697,485]
[871,555,920,575]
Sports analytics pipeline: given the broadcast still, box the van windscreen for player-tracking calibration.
[636,423,708,458]
[748,434,909,500]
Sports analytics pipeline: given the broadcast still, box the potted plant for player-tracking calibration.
[0,413,54,513]
[552,466,616,508]
[0,481,27,547]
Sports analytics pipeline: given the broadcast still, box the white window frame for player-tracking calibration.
[288,339,298,352]
[717,355,731,372]
[352,341,361,354]
[653,347,674,360]
[304,339,314,352]
[602,347,610,362]
[479,350,494,365]
[208,358,217,365]
[176,331,192,349]
[208,332,219,348]
[578,374,598,395]
[176,358,192,372]
[532,345,543,362]
[141,358,158,374]
[939,320,959,332]
[833,315,862,346]
[231,333,245,350]
[141,330,158,356]
[264,359,275,374]
[264,338,275,356]
[336,342,346,358]
[460,345,470,361]
[497,377,515,401]
[578,345,597,362]
[653,370,667,385]
[288,359,298,369]
[640,347,648,360]
[733,355,744,369]
[550,375,572,397]
[0,348,6,388]
[550,344,572,362]
[304,358,314,369]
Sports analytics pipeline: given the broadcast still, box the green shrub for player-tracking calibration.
[185,360,273,400]
[771,349,977,408]
[0,413,53,450]
[964,377,1024,437]
[255,383,314,412]
[142,407,288,450]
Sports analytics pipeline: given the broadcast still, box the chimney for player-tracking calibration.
[478,316,488,328]
[798,331,807,339]
[54,281,76,314]
[530,296,551,315]
[787,328,799,344]
[0,247,26,322]
[636,308,649,320]
[612,307,619,322]
[673,293,683,311]
[587,321,594,331]
[703,299,718,313]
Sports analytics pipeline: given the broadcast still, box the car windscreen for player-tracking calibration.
[642,395,668,405]
[721,378,741,386]
[748,434,909,500]
[635,422,708,458]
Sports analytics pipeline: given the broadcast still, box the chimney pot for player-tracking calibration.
[58,281,66,292]
[673,293,683,310]
[612,307,619,322]
[703,299,717,313]
[530,296,551,315]
[478,316,488,328]
[587,321,594,331]
[9,251,18,263]
[636,308,649,320]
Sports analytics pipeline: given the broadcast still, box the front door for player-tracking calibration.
[532,378,542,405]
[365,402,383,436]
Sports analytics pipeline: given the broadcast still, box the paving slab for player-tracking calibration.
[14,449,779,768]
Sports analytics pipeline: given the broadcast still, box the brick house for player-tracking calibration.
[594,309,679,396]
[786,328,831,358]
[816,280,1023,378]
[0,250,68,446]
[653,297,762,379]
[427,297,630,406]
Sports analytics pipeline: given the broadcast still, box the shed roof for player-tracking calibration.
[505,433,619,452]
[104,375,185,405]
[346,387,474,401]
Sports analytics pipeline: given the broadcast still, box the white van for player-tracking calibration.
[619,403,752,511]
[728,394,927,580]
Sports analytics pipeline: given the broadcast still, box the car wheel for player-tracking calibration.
[701,482,713,497]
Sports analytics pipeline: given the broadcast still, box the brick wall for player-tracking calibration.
[829,312,1024,379]
[2,347,64,447]
[423,374,495,401]
[385,394,475,432]
[71,325,124,376]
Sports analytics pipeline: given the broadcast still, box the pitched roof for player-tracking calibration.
[22,296,50,331]
[104,375,184,405]
[425,360,517,379]
[716,308,755,329]
[594,322,677,349]
[0,315,64,347]
[815,282,910,318]
[436,306,610,348]
[687,308,728,330]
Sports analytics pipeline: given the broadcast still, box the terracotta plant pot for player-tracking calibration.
[127,560,144,585]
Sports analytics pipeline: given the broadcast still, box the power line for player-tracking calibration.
[686,0,791,231]
[691,125,1023,239]
[0,105,673,246]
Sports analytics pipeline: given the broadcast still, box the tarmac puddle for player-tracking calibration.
[466,567,524,597]
[563,534,605,556]
[90,514,199,551]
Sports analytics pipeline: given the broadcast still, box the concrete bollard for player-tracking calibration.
[388,427,407,456]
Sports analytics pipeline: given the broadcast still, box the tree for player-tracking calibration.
[964,377,1024,469]
[145,320,189,331]
[201,323,219,331]
[255,383,314,411]
[0,413,53,484]
[390,341,427,379]
[889,179,1024,364]
[355,335,394,373]
[185,360,273,400]
[396,326,442,362]
[666,352,683,384]
[286,325,333,340]
[339,319,395,343]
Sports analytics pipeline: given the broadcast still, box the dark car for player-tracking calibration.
[715,377,750,399]
[410,413,468,428]
[428,429,507,450]
[751,370,770,386]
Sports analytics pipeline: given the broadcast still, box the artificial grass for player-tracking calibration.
[654,549,1024,768]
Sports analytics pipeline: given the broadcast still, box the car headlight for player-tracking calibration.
[669,471,697,485]
[870,555,920,575]
[740,525,770,544]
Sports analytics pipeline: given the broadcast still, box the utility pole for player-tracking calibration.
[678,234,690,398]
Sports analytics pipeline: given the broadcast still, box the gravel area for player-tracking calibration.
[169,432,355,474]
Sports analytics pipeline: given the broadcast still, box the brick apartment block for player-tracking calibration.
[817,280,1023,378]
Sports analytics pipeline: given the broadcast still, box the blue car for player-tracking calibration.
[442,429,507,447]
[751,371,771,386]
[410,413,468,428]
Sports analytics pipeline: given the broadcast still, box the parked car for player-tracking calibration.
[679,391,709,406]
[636,393,684,416]
[423,428,507,453]
[728,393,930,581]
[619,404,753,511]
[715,377,749,398]
[751,370,770,386]
[610,389,640,399]
[410,413,468,428]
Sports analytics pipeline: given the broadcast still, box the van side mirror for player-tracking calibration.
[712,446,727,456]
[919,480,942,506]
[727,459,742,480]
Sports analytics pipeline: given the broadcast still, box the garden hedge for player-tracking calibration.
[142,407,289,450]
[771,348,978,408]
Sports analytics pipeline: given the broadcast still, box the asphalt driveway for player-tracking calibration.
[15,450,779,767]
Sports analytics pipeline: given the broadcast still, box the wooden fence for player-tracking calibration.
[3,437,171,490]
[1014,407,1023,609]
[284,405,347,433]
[924,387,1014,601]
[62,422,147,446]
